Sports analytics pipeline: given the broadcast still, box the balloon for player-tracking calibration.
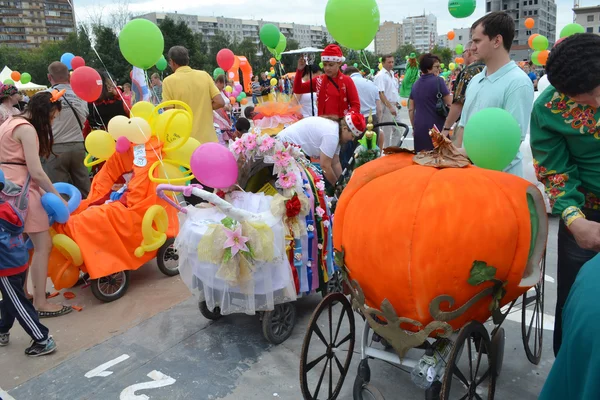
[70,66,102,102]
[447,31,455,40]
[85,130,115,160]
[270,78,278,86]
[274,33,287,55]
[225,85,233,93]
[325,0,380,50]
[524,18,535,29]
[213,67,225,79]
[190,143,238,189]
[115,136,131,153]
[157,162,186,182]
[54,182,81,214]
[135,205,168,257]
[319,62,324,69]
[463,108,521,171]
[164,137,200,166]
[440,63,445,69]
[41,193,70,224]
[236,94,243,102]
[537,50,550,65]
[234,83,243,93]
[239,92,247,98]
[341,64,347,71]
[10,71,20,82]
[401,99,407,107]
[155,55,168,71]
[241,98,248,105]
[152,107,192,147]
[449,63,456,71]
[537,75,550,93]
[130,101,154,121]
[216,48,235,70]
[119,19,164,69]
[71,56,85,70]
[60,53,75,70]
[554,37,566,48]
[378,63,383,70]
[259,24,280,48]
[455,44,464,54]
[560,23,585,38]
[448,0,476,18]
[3,79,13,85]
[20,73,31,84]
[531,51,542,66]
[528,34,540,49]
[229,96,237,104]
[532,35,549,51]
[353,63,358,67]
[269,58,276,66]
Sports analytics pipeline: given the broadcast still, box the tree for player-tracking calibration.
[93,24,130,84]
[431,45,453,66]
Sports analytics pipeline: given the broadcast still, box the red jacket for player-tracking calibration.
[293,70,360,118]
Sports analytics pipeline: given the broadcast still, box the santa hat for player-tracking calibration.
[344,112,366,137]
[321,44,345,63]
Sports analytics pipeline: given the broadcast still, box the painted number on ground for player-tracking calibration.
[85,354,130,378]
[120,371,176,400]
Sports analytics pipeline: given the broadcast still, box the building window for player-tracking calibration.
[534,10,537,14]
[534,0,538,3]
[587,27,593,33]
[587,15,594,22]
[503,3,507,9]
[523,1,526,4]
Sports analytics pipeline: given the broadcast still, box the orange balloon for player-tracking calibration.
[458,57,465,64]
[229,96,237,104]
[401,99,407,107]
[528,34,540,49]
[10,71,20,82]
[241,98,248,105]
[525,18,535,29]
[269,58,276,66]
[455,57,461,64]
[447,31,455,40]
[537,50,550,65]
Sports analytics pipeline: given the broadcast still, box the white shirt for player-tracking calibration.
[350,73,379,116]
[375,69,399,104]
[297,93,317,118]
[276,117,340,158]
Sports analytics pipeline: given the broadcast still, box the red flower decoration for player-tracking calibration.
[285,194,302,218]
[216,190,226,199]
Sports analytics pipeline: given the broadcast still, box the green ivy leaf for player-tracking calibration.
[334,248,345,268]
[467,261,497,286]
[223,247,232,263]
[490,282,508,312]
[221,217,236,230]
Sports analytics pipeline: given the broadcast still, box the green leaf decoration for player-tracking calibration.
[223,247,233,263]
[221,217,236,229]
[490,282,508,312]
[334,248,345,268]
[467,261,497,286]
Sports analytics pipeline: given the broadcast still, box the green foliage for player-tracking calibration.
[467,261,497,286]
[430,45,453,66]
[395,44,420,61]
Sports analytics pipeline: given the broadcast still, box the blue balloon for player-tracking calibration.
[54,182,81,213]
[60,53,75,70]
[41,193,70,224]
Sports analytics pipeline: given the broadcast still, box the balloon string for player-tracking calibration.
[359,50,371,75]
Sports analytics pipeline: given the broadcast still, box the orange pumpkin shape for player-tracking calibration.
[333,153,548,331]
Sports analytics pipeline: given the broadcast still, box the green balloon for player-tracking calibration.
[213,67,225,79]
[275,33,287,55]
[378,57,382,62]
[448,0,476,18]
[532,35,548,51]
[325,0,380,50]
[119,19,164,69]
[240,92,247,98]
[319,62,324,69]
[353,63,358,67]
[236,94,243,102]
[370,68,374,74]
[560,23,585,38]
[3,79,14,85]
[155,55,167,71]
[531,51,542,66]
[463,108,521,171]
[260,24,280,48]
[20,72,31,84]
[455,44,464,54]
[440,63,445,68]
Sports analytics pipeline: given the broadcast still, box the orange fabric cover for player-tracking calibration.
[333,153,543,330]
[53,137,179,279]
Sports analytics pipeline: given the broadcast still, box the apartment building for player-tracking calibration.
[574,4,600,34]
[403,14,438,52]
[374,21,404,55]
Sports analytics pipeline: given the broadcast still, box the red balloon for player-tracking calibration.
[216,49,235,71]
[71,66,102,102]
[71,56,86,70]
[554,37,566,48]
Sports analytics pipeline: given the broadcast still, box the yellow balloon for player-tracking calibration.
[378,63,383,70]
[135,205,168,257]
[125,117,152,144]
[153,109,192,149]
[52,234,83,266]
[270,78,278,86]
[130,101,154,122]
[85,130,115,159]
[225,85,233,93]
[148,159,194,184]
[449,63,456,71]
[164,137,200,166]
[107,115,130,140]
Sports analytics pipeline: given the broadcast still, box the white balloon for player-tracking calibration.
[537,74,550,94]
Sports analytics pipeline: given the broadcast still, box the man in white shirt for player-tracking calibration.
[375,55,400,148]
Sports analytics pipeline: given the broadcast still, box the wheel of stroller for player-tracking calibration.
[262,302,296,345]
[300,292,355,400]
[323,270,344,298]
[353,379,384,400]
[440,320,495,400]
[157,238,179,277]
[90,271,130,302]
[491,327,505,377]
[198,301,222,321]
[522,253,545,365]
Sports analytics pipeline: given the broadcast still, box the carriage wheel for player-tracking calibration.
[490,328,505,377]
[198,301,222,321]
[323,270,344,298]
[522,256,546,365]
[300,292,355,400]
[90,271,130,302]
[156,238,180,277]
[440,320,496,400]
[262,303,297,344]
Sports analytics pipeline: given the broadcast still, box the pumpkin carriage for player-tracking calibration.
[298,128,548,400]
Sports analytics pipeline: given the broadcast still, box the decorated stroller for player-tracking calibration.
[158,131,336,344]
[299,129,548,399]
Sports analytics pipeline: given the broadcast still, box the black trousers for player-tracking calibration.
[554,208,600,356]
[0,271,49,342]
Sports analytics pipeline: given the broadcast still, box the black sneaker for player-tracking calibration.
[0,332,9,346]
[25,336,56,357]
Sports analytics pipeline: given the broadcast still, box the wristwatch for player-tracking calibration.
[443,127,451,131]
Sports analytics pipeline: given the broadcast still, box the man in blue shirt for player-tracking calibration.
[458,11,534,177]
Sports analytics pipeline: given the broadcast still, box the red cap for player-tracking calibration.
[344,112,366,137]
[321,44,345,63]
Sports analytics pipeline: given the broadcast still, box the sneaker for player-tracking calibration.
[25,336,56,357]
[0,332,9,346]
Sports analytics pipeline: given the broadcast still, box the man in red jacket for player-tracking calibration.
[294,44,361,119]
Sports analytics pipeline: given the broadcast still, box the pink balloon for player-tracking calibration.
[115,136,130,153]
[190,143,238,189]
[234,83,243,92]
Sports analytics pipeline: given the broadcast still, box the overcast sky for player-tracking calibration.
[75,0,578,44]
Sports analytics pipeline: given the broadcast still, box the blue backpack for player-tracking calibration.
[0,169,29,275]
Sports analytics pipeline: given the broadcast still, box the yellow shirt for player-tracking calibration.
[162,66,220,143]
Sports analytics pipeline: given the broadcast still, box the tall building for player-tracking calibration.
[374,21,404,55]
[403,14,438,52]
[0,0,76,49]
[438,27,471,51]
[573,5,600,34]
[485,0,557,61]
[138,12,333,49]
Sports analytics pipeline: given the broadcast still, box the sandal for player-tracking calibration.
[27,292,52,303]
[38,306,73,319]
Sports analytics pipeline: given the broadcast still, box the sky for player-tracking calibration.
[74,0,579,44]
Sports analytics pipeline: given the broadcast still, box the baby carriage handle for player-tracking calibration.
[156,184,203,214]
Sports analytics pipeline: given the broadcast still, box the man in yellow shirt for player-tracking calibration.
[163,46,225,143]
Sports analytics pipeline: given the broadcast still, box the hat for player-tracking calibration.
[0,84,18,100]
[344,112,366,137]
[321,44,345,63]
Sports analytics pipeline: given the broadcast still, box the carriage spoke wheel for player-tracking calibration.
[157,238,180,277]
[324,270,344,298]
[441,321,496,400]
[300,292,355,400]
[91,271,130,302]
[522,255,545,365]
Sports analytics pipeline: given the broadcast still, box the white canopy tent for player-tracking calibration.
[0,66,47,92]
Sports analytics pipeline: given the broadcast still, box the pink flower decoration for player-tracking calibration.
[315,207,325,218]
[223,225,250,257]
[231,139,245,154]
[323,220,330,228]
[244,133,257,150]
[316,180,325,191]
[274,150,292,168]
[259,136,275,152]
[277,172,297,189]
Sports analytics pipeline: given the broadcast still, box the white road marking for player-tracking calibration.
[0,386,17,400]
[544,274,555,283]
[85,354,130,378]
[119,370,176,400]
[504,308,555,331]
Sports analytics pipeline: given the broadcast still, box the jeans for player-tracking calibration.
[554,208,600,356]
